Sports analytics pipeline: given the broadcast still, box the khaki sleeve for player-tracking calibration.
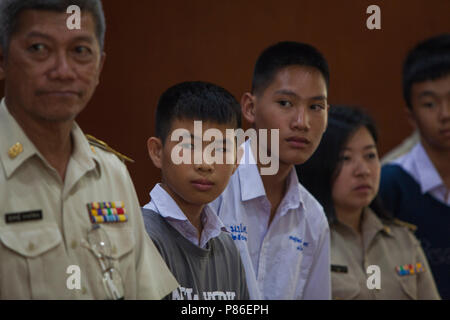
[125,173,179,299]
[414,237,441,300]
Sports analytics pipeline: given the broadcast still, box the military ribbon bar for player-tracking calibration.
[395,263,425,276]
[87,201,128,223]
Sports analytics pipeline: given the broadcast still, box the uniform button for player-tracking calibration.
[28,242,35,251]
[71,240,77,249]
[111,246,117,255]
[81,287,87,295]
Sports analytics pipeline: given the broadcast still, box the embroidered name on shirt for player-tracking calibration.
[331,264,348,273]
[5,210,43,224]
[289,235,309,251]
[229,223,248,241]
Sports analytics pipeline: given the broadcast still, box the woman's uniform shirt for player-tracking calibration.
[330,207,440,300]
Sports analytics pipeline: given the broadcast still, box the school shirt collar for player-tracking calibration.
[412,142,445,195]
[238,139,305,213]
[146,183,228,232]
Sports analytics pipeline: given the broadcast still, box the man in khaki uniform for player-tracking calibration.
[0,0,178,299]
[330,207,440,300]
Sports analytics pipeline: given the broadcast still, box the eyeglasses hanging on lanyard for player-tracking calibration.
[87,224,125,300]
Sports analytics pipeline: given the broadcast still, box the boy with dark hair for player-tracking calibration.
[380,34,450,299]
[212,41,331,299]
[142,81,249,300]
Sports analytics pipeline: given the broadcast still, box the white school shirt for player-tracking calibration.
[143,183,227,248]
[211,141,331,300]
[393,142,450,206]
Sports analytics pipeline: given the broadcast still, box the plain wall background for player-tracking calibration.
[1,0,449,204]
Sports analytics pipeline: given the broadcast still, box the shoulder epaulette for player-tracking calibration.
[393,218,417,232]
[85,134,135,163]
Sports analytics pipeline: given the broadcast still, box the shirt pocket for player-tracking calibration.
[0,223,62,257]
[0,223,63,298]
[398,275,418,300]
[102,226,135,260]
[331,268,361,300]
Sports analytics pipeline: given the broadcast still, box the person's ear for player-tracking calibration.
[147,137,164,169]
[241,92,256,124]
[405,107,417,129]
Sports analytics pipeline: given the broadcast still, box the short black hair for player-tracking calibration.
[251,41,330,96]
[0,0,106,55]
[403,34,450,109]
[155,81,241,143]
[297,105,392,224]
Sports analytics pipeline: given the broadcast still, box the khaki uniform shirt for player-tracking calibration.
[0,99,178,299]
[331,207,440,300]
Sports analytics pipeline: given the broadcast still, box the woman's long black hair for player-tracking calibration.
[297,105,393,224]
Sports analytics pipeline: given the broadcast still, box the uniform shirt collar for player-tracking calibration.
[394,142,444,195]
[0,98,99,181]
[335,207,393,250]
[238,139,304,212]
[0,98,38,179]
[238,140,266,201]
[146,183,189,221]
[144,183,228,240]
[412,142,444,194]
[63,122,100,195]
[361,207,393,245]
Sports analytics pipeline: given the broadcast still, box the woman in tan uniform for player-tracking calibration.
[297,106,440,300]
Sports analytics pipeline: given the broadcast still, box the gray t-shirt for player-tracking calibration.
[142,208,249,300]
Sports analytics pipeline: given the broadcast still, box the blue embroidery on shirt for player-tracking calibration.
[229,223,248,242]
[289,235,308,251]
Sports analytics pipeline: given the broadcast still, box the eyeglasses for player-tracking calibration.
[87,224,125,300]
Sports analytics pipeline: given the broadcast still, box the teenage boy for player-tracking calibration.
[212,42,331,299]
[380,34,450,300]
[142,81,249,300]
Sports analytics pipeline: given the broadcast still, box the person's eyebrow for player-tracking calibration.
[274,89,300,98]
[343,145,376,151]
[418,90,450,99]
[26,31,53,41]
[26,31,95,43]
[418,91,438,99]
[274,90,327,101]
[180,133,203,141]
[309,95,327,101]
[180,133,234,146]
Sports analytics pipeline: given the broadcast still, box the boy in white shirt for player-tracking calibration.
[212,41,332,299]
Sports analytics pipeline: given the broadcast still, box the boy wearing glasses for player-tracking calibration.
[142,81,249,300]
